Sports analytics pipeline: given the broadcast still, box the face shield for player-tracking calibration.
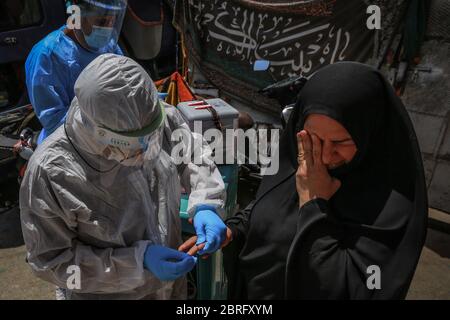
[75,0,127,52]
[94,101,165,165]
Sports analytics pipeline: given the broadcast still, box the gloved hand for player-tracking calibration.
[193,205,227,255]
[144,245,197,281]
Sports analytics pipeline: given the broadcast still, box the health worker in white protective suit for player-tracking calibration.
[19,54,227,300]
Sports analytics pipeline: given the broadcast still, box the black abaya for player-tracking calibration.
[224,62,428,300]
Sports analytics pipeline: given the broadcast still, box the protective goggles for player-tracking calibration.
[94,102,166,159]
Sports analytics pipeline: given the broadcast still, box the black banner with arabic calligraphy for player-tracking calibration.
[176,0,378,114]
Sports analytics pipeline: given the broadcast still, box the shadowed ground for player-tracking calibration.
[0,207,448,300]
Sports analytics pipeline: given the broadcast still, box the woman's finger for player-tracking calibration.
[311,134,323,166]
[299,130,314,167]
[187,243,205,256]
[178,236,198,252]
[187,245,199,256]
[296,132,304,160]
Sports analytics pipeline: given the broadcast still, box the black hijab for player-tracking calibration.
[288,62,420,226]
[236,62,427,299]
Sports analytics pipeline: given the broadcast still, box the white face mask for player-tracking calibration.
[120,154,145,167]
[102,146,145,167]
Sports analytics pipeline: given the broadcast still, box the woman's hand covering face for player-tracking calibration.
[296,130,342,206]
[303,114,357,170]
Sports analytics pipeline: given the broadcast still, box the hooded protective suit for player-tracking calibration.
[19,54,226,299]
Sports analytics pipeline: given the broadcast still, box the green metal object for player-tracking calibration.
[179,164,238,300]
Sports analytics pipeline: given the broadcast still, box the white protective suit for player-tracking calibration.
[19,54,226,300]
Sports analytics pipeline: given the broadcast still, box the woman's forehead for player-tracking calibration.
[304,114,351,137]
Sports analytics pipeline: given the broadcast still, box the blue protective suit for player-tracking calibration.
[25,26,123,144]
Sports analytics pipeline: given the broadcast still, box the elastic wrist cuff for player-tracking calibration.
[195,204,218,215]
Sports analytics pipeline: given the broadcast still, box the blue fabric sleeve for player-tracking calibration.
[25,47,70,137]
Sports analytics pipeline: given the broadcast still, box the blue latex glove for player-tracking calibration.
[144,245,197,281]
[193,205,227,255]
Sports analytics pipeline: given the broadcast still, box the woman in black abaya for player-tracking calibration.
[180,62,428,299]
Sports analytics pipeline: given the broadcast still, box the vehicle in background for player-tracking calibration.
[0,0,66,215]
